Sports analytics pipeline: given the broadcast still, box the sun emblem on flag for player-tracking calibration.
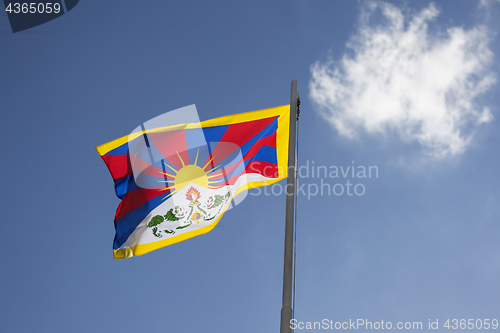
[146,147,236,238]
[143,140,250,239]
[158,148,228,200]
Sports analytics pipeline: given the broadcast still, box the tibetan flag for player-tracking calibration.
[97,105,290,259]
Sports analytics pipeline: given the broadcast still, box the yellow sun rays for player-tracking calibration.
[154,149,228,199]
[194,149,199,166]
[202,157,214,171]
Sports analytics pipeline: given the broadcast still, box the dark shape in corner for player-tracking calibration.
[64,0,79,12]
[3,0,79,33]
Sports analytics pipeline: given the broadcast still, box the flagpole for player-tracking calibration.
[280,80,298,333]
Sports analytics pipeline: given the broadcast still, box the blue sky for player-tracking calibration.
[1,1,499,332]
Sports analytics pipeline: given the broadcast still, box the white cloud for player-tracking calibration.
[310,1,496,158]
[480,0,500,7]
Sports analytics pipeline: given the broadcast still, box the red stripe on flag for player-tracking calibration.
[201,116,277,169]
[115,188,166,222]
[130,154,166,178]
[102,154,168,181]
[148,130,189,171]
[245,160,280,179]
[101,154,131,180]
[207,137,279,187]
[243,132,277,160]
[208,160,280,188]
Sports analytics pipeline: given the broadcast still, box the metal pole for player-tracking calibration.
[280,80,298,333]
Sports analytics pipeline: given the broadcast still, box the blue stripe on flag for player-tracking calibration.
[248,146,278,164]
[113,195,165,249]
[202,125,229,146]
[239,119,278,156]
[114,176,130,199]
[106,142,129,156]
